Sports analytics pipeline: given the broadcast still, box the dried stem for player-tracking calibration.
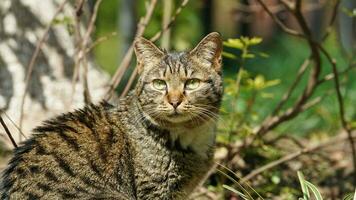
[86,31,118,53]
[161,0,173,49]
[271,57,310,116]
[255,0,303,37]
[2,112,27,140]
[0,113,18,148]
[71,0,102,105]
[80,0,103,104]
[19,0,69,138]
[150,0,190,42]
[241,131,356,183]
[318,44,356,184]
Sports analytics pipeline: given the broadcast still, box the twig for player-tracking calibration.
[80,0,103,104]
[317,64,355,85]
[271,57,310,115]
[85,31,118,53]
[161,0,173,49]
[72,0,102,105]
[318,44,356,184]
[19,0,69,138]
[2,112,27,140]
[0,113,18,148]
[120,67,138,98]
[240,131,356,183]
[105,0,158,100]
[150,0,190,42]
[322,0,340,40]
[70,0,85,106]
[255,0,303,37]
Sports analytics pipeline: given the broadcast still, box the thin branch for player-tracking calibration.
[271,57,310,115]
[322,0,341,40]
[85,31,118,53]
[0,113,18,148]
[318,44,356,184]
[2,112,27,140]
[120,68,138,98]
[81,0,103,104]
[317,64,355,85]
[19,0,69,137]
[70,0,85,106]
[240,131,356,183]
[72,0,102,105]
[161,0,173,49]
[150,0,189,42]
[255,0,303,37]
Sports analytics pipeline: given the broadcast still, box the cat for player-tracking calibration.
[0,32,223,200]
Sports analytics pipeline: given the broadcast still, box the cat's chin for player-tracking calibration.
[165,113,191,123]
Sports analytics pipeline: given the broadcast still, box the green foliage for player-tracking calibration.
[343,192,355,200]
[219,36,280,142]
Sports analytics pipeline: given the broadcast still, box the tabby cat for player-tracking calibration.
[0,32,223,199]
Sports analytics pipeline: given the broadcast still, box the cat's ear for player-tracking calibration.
[134,37,164,73]
[189,32,222,72]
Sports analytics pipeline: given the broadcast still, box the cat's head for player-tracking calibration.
[134,32,223,127]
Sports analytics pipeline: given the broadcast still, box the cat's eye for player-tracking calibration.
[185,78,201,90]
[152,79,167,90]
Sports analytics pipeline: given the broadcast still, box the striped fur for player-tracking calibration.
[0,32,223,199]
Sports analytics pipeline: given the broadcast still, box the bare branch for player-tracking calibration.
[255,0,303,37]
[318,44,356,184]
[150,0,190,42]
[241,131,356,183]
[272,57,310,115]
[120,68,138,98]
[71,0,102,105]
[19,0,69,138]
[85,31,118,53]
[0,112,18,148]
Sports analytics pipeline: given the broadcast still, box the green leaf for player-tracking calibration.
[298,171,310,200]
[343,192,354,200]
[242,53,255,59]
[222,52,237,59]
[223,39,244,49]
[222,185,249,200]
[249,37,263,45]
[305,181,323,200]
[263,79,281,88]
[258,52,270,58]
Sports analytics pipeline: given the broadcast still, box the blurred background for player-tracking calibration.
[0,0,355,199]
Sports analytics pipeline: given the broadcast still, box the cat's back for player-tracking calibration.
[1,100,136,199]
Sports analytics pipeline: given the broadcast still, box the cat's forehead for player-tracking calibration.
[142,50,215,80]
[162,51,189,65]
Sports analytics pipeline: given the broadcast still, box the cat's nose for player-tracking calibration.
[169,100,182,109]
[167,91,183,109]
